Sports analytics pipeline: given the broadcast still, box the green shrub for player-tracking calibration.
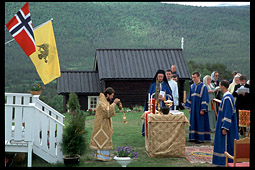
[67,92,80,112]
[61,110,86,156]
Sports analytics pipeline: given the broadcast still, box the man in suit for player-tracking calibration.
[232,75,251,135]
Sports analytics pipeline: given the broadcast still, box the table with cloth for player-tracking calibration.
[141,111,189,157]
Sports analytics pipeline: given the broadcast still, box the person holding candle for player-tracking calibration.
[142,69,173,136]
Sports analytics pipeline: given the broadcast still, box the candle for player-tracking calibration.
[150,95,152,112]
[148,93,150,112]
[152,98,155,114]
[145,111,150,137]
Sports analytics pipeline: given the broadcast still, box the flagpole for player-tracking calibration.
[5,18,53,45]
[33,18,53,30]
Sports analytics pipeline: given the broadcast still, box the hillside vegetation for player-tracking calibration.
[5,2,250,94]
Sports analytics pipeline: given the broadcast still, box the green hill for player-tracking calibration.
[5,2,250,93]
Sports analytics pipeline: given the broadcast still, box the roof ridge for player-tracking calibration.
[96,48,182,51]
[61,70,97,73]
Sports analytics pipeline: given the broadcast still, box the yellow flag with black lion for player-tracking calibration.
[29,20,60,85]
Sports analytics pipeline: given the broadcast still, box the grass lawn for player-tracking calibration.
[31,109,216,167]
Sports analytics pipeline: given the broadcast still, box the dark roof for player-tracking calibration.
[94,48,190,80]
[57,71,101,94]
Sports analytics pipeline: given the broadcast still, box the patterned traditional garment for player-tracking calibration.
[89,93,117,160]
[93,150,111,161]
[185,82,210,142]
[212,91,239,166]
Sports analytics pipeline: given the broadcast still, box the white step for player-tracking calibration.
[5,140,33,167]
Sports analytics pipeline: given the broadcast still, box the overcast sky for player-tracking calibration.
[161,2,250,7]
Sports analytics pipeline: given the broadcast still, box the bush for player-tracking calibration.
[61,110,86,156]
[67,92,80,113]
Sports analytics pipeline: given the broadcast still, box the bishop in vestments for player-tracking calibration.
[142,69,173,136]
[185,72,210,143]
[212,80,239,166]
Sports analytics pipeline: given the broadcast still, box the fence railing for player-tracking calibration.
[5,93,65,164]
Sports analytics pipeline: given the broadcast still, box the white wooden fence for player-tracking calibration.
[5,93,65,167]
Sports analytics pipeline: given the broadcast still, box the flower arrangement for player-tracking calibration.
[87,109,96,115]
[87,108,93,115]
[116,146,138,158]
[31,84,42,91]
[30,83,44,95]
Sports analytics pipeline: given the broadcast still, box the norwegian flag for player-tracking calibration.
[6,2,36,56]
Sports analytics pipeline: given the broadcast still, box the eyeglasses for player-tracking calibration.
[215,74,219,77]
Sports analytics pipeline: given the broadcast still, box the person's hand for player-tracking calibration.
[200,110,205,115]
[222,129,227,135]
[113,98,120,104]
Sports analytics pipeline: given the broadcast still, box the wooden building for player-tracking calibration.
[57,71,101,111]
[57,48,190,111]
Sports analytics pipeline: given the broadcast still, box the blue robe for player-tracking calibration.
[212,91,239,166]
[185,82,210,142]
[142,81,173,136]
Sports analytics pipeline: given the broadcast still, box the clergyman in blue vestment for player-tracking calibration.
[212,80,239,166]
[185,71,210,143]
[142,69,173,136]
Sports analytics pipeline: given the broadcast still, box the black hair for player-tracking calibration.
[220,80,229,89]
[165,69,172,73]
[239,75,247,81]
[104,87,115,96]
[192,71,200,77]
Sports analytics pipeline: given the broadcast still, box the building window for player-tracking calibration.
[88,96,98,110]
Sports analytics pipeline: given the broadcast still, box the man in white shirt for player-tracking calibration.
[166,69,179,110]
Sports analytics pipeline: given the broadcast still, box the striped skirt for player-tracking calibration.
[93,150,111,161]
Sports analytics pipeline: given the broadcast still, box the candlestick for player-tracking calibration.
[164,90,166,101]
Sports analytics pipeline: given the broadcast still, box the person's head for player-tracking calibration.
[239,75,247,85]
[203,75,211,85]
[234,74,241,85]
[214,71,219,80]
[219,80,229,93]
[192,71,201,84]
[104,87,115,102]
[171,74,178,82]
[152,70,168,84]
[165,69,172,80]
[232,71,238,77]
[171,65,177,72]
[157,73,164,83]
